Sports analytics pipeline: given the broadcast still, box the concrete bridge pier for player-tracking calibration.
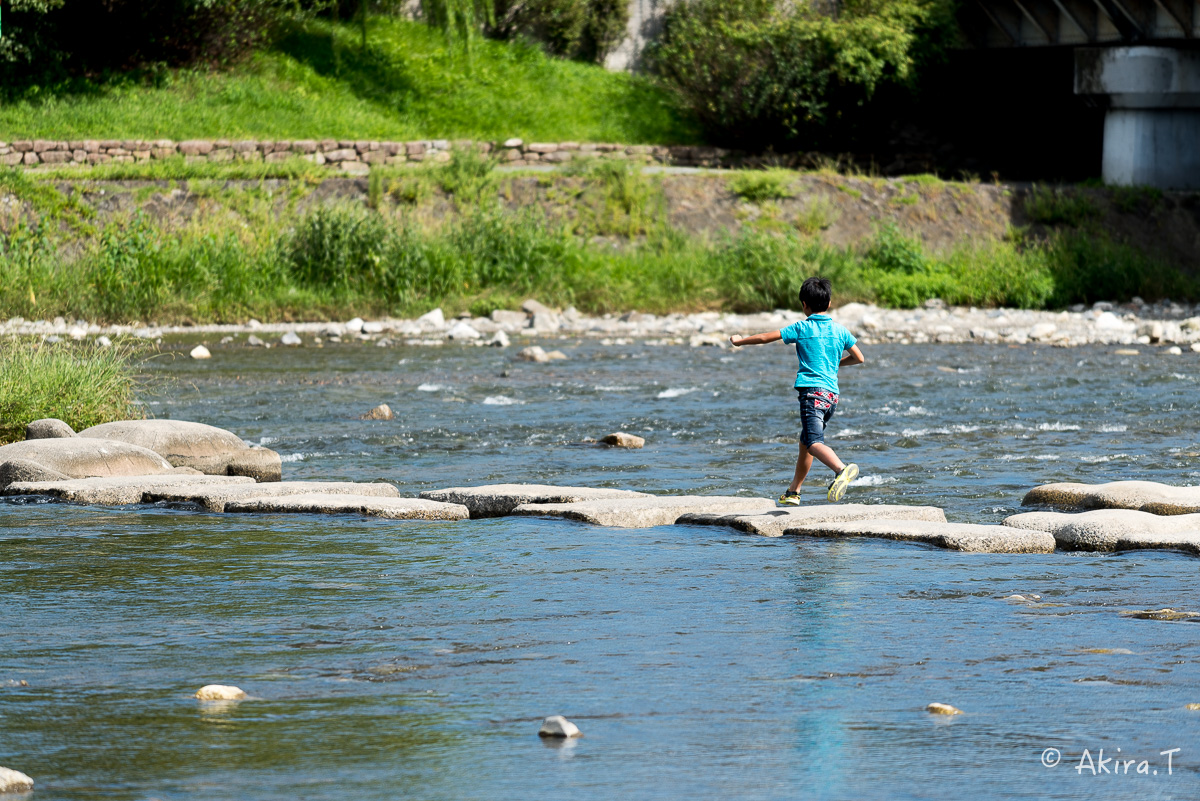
[1076,47,1200,189]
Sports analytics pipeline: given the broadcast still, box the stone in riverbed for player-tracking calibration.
[538,715,582,738]
[511,495,776,528]
[361,403,394,420]
[190,345,211,359]
[0,437,174,490]
[601,432,644,449]
[420,484,652,518]
[783,519,1055,553]
[926,703,962,715]
[195,684,246,700]
[78,420,282,482]
[678,504,947,538]
[147,480,401,512]
[0,766,34,793]
[3,474,256,505]
[517,346,550,363]
[25,418,76,440]
[224,493,469,520]
[279,331,302,346]
[1022,481,1200,515]
[0,458,71,487]
[1003,509,1200,554]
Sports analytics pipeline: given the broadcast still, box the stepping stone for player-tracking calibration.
[223,493,469,521]
[782,520,1055,553]
[1004,509,1200,555]
[510,495,775,528]
[3,474,256,505]
[419,484,652,518]
[1023,481,1200,515]
[678,504,948,538]
[146,481,401,512]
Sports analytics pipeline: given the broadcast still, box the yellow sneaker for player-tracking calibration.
[778,492,802,506]
[827,464,859,503]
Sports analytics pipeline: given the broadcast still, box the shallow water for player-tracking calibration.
[3,341,1199,799]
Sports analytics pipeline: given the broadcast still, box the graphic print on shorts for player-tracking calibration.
[806,389,838,411]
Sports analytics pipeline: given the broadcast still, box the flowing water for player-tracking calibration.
[2,340,1199,800]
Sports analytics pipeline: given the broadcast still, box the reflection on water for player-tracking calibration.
[2,342,1199,799]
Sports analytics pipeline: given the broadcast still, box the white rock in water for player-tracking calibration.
[1166,346,1183,355]
[1192,343,1200,353]
[362,321,384,334]
[195,684,246,700]
[0,767,34,793]
[1028,323,1057,341]
[601,432,645,448]
[189,345,211,360]
[360,403,394,421]
[248,318,262,329]
[447,321,481,340]
[280,332,302,346]
[925,702,962,715]
[517,346,550,363]
[97,336,112,347]
[247,335,265,347]
[346,317,365,333]
[417,308,445,327]
[538,715,582,738]
[544,349,568,360]
[489,331,510,348]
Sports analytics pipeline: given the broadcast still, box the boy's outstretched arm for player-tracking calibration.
[840,345,865,366]
[729,331,782,347]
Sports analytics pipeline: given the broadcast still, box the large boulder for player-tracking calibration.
[0,437,174,489]
[25,418,76,440]
[78,420,282,482]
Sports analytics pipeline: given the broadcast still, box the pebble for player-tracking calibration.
[279,332,302,346]
[246,335,265,347]
[1167,346,1183,355]
[489,331,510,348]
[538,715,582,738]
[0,767,34,793]
[517,346,550,363]
[601,432,645,449]
[195,684,246,701]
[925,703,962,715]
[189,345,211,360]
[360,403,394,421]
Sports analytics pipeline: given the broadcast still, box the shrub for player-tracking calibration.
[729,169,796,203]
[1023,185,1100,226]
[488,0,629,63]
[283,203,393,296]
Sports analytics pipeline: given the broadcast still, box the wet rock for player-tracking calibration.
[517,346,550,363]
[25,418,76,440]
[678,504,947,538]
[420,484,652,518]
[1114,348,1139,356]
[279,332,302,346]
[1193,343,1200,353]
[1186,703,1200,710]
[224,493,470,520]
[361,403,394,421]
[538,715,582,738]
[147,480,401,513]
[3,474,256,505]
[1166,346,1183,355]
[1119,608,1198,621]
[544,349,568,360]
[488,331,510,348]
[783,520,1055,553]
[247,335,265,347]
[1003,509,1200,554]
[926,703,962,715]
[0,766,34,793]
[190,345,212,359]
[0,437,174,489]
[601,432,644,449]
[79,420,282,482]
[447,321,481,341]
[1022,481,1200,515]
[512,495,776,528]
[417,308,445,328]
[195,684,246,700]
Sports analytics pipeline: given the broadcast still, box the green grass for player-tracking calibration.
[0,17,697,144]
[1023,185,1101,227]
[729,169,796,203]
[0,341,143,444]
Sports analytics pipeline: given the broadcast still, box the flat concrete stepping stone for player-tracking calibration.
[510,495,775,528]
[678,504,948,538]
[1023,481,1200,515]
[3,474,256,505]
[146,481,401,512]
[224,493,469,520]
[419,484,652,518]
[782,520,1055,553]
[1004,509,1200,554]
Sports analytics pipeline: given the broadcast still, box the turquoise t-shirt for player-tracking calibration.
[779,314,857,394]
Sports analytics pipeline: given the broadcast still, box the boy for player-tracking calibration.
[730,277,864,505]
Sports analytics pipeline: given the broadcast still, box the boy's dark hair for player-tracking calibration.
[799,277,832,313]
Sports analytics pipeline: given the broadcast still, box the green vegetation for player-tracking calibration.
[0,341,143,444]
[1022,185,1101,227]
[729,170,796,203]
[0,17,695,144]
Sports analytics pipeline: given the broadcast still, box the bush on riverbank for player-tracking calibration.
[0,342,143,444]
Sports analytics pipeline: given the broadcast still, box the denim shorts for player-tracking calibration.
[796,387,839,447]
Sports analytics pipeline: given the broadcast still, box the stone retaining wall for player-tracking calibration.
[0,137,794,172]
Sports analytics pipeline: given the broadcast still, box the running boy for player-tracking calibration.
[730,277,864,505]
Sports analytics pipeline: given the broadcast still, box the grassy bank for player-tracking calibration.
[0,17,695,144]
[0,342,143,444]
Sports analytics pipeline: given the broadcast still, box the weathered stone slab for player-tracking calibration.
[0,437,174,489]
[3,474,256,505]
[1004,509,1200,554]
[678,504,948,538]
[419,483,652,518]
[782,520,1055,553]
[147,480,401,512]
[1023,481,1200,515]
[224,493,469,520]
[510,495,775,528]
[78,420,282,482]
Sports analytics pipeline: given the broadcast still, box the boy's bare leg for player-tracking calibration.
[787,443,813,494]
[807,443,846,474]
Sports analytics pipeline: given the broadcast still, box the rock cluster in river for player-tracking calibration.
[6,296,1200,350]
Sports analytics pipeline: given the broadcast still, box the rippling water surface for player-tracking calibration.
[3,340,1199,800]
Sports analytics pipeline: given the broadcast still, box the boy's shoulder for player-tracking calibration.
[781,315,853,340]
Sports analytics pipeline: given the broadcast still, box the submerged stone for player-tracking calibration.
[926,703,962,715]
[782,519,1055,553]
[1022,481,1200,515]
[601,432,645,449]
[419,484,652,518]
[678,504,947,538]
[511,495,775,528]
[1004,509,1200,554]
[538,715,582,738]
[223,493,469,520]
[195,684,246,701]
[361,404,394,421]
[146,480,401,513]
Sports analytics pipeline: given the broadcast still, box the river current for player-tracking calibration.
[2,340,1199,799]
